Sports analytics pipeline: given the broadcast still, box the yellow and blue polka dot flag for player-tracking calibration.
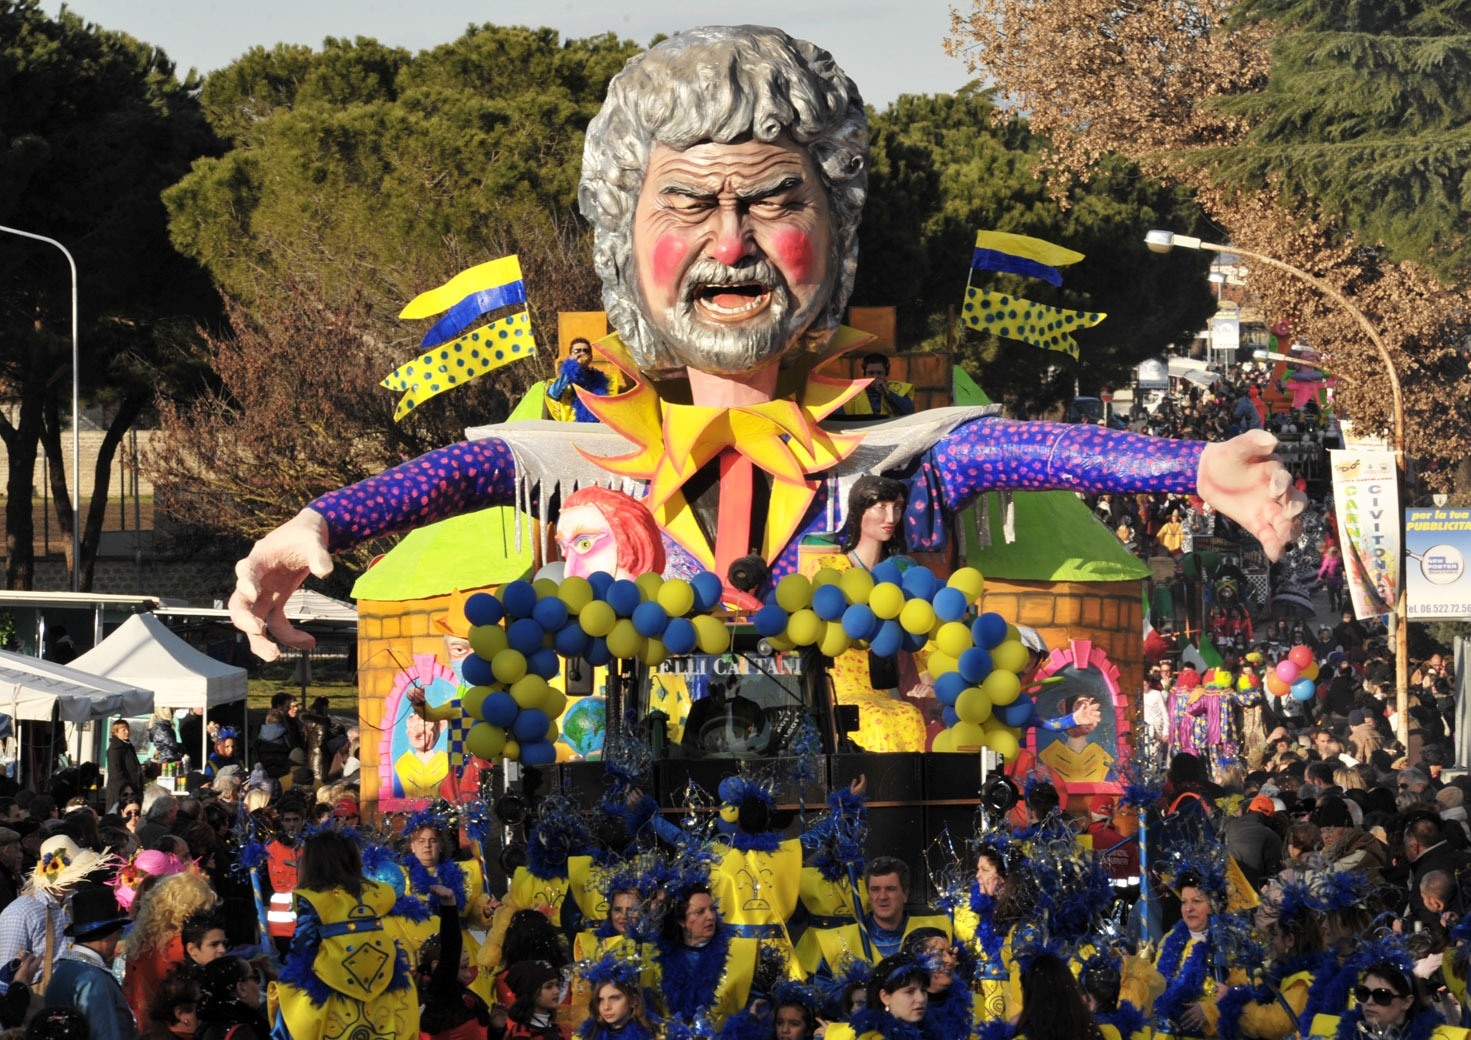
[382,310,537,420]
[959,288,1104,360]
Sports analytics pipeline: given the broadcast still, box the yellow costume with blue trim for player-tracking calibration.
[709,837,804,979]
[793,866,868,975]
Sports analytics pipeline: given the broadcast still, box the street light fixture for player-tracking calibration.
[0,225,80,592]
[1146,229,1411,743]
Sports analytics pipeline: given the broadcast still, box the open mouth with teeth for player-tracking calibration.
[693,282,773,318]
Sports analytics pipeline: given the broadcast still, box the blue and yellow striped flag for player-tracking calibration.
[970,231,1085,287]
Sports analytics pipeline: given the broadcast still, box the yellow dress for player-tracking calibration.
[395,857,495,1003]
[1038,739,1115,786]
[277,882,419,1040]
[796,549,925,752]
[709,837,804,979]
[792,866,868,976]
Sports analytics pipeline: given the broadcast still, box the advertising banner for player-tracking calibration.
[1329,450,1400,619]
[1406,507,1471,619]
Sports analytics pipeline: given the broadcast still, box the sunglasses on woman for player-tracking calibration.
[1353,985,1404,1007]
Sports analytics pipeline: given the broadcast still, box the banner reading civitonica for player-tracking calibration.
[1329,450,1400,620]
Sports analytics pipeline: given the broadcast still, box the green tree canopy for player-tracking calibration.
[853,89,1217,415]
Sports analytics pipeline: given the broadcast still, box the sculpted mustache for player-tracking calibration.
[679,259,784,298]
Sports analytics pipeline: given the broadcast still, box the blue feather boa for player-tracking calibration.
[1299,934,1413,1035]
[403,854,469,911]
[723,830,781,854]
[967,886,1006,969]
[1328,1006,1444,1040]
[656,925,734,1019]
[1096,1000,1147,1040]
[847,1006,940,1040]
[1216,952,1327,1040]
[1154,922,1211,1028]
[923,984,973,1040]
[578,1016,660,1040]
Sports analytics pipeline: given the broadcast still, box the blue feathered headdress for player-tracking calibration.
[526,795,591,880]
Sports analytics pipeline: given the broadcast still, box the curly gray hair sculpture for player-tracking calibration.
[578,25,869,377]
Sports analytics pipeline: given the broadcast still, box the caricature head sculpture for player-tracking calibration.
[579,25,869,378]
[556,486,667,580]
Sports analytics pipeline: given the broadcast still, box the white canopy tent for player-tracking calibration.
[0,649,153,722]
[71,612,248,769]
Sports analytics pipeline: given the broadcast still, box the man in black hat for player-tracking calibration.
[43,883,134,1040]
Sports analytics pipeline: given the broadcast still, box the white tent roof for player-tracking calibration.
[70,613,248,709]
[0,650,153,722]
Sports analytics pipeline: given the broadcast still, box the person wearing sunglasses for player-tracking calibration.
[1306,961,1460,1040]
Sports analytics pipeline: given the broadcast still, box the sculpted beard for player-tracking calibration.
[656,256,799,375]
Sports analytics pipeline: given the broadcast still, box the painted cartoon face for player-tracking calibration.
[859,499,903,549]
[556,503,622,580]
[631,136,834,375]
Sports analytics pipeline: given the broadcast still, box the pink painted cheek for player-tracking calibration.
[769,228,815,283]
[649,234,692,291]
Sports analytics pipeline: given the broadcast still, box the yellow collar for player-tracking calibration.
[576,329,872,567]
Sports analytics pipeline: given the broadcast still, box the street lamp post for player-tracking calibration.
[1145,230,1410,744]
[0,225,80,593]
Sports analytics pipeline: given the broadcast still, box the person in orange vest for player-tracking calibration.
[263,791,309,953]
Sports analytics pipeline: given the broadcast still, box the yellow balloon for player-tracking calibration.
[533,577,560,600]
[982,670,1022,706]
[955,687,993,724]
[692,615,730,654]
[579,600,616,637]
[935,621,973,659]
[559,575,595,614]
[818,621,850,657]
[544,720,560,743]
[510,674,549,709]
[991,639,1030,674]
[899,599,936,636]
[839,567,875,606]
[656,579,696,617]
[461,686,491,720]
[927,651,958,680]
[491,650,527,684]
[775,573,813,612]
[869,583,905,620]
[786,608,823,646]
[951,721,988,750]
[947,566,985,604]
[639,638,669,666]
[606,619,643,659]
[981,726,1020,760]
[541,688,568,720]
[1005,623,1022,643]
[767,634,795,652]
[811,567,842,590]
[502,738,521,762]
[932,728,958,753]
[468,624,508,661]
[466,723,507,760]
[635,572,663,601]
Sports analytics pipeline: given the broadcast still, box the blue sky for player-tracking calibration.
[41,0,975,108]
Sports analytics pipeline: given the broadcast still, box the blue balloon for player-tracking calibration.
[972,612,1009,650]
[501,580,538,619]
[942,705,960,728]
[512,708,551,742]
[812,584,847,621]
[691,571,724,612]
[900,565,938,602]
[507,618,545,656]
[994,699,1036,728]
[365,857,406,897]
[519,740,558,767]
[959,647,993,684]
[932,587,969,623]
[753,603,789,638]
[870,561,903,588]
[663,617,697,655]
[460,654,495,688]
[841,604,878,640]
[585,637,612,667]
[870,619,903,657]
[588,571,615,600]
[482,691,519,728]
[532,596,570,632]
[632,601,670,638]
[1290,678,1317,702]
[606,580,642,618]
[528,648,561,680]
[553,621,591,658]
[934,672,968,705]
[901,628,927,653]
[464,592,504,627]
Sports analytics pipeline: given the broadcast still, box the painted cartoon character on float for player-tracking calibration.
[230,25,1305,667]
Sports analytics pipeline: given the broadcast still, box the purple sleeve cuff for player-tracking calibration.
[933,418,1205,511]
[308,438,518,552]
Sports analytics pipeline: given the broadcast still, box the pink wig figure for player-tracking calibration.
[556,486,666,580]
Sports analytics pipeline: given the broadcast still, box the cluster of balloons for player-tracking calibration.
[1266,643,1322,702]
[455,570,731,765]
[748,563,1032,758]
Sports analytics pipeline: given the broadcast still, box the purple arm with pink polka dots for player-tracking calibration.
[305,418,1204,553]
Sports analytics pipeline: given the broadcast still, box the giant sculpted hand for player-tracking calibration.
[1197,430,1305,562]
[228,508,333,662]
